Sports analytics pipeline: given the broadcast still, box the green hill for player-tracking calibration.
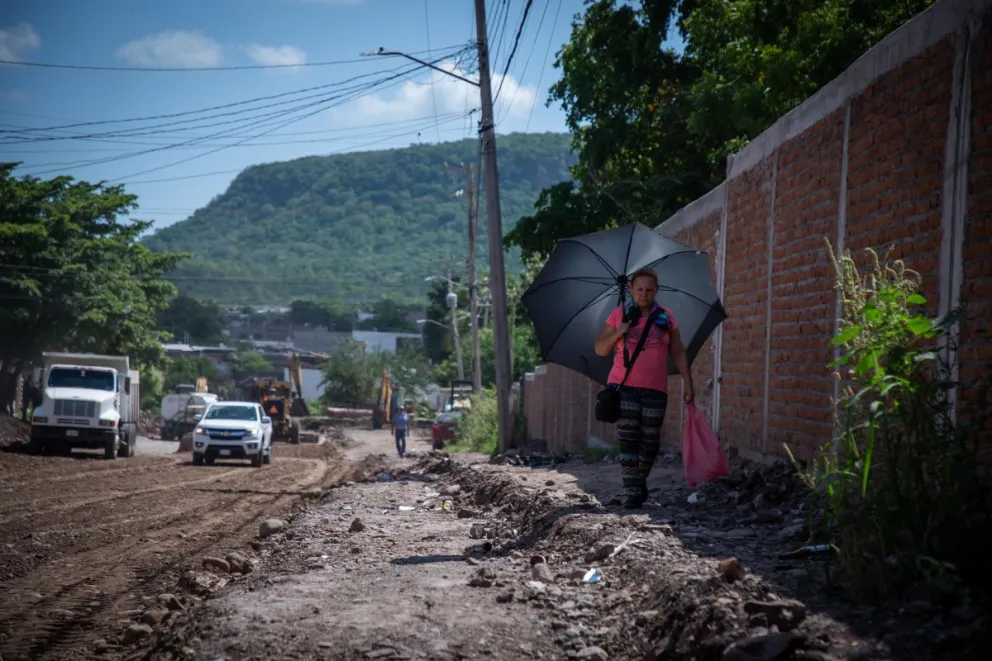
[143,133,574,303]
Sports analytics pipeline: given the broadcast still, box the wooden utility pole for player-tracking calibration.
[446,162,483,394]
[473,0,513,454]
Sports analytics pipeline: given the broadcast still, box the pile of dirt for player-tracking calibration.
[0,415,29,448]
[408,456,985,661]
[139,410,162,438]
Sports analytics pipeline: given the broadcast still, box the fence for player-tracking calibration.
[521,0,992,462]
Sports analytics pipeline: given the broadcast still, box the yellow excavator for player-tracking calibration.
[249,353,311,444]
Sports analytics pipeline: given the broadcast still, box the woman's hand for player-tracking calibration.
[616,322,630,335]
[683,384,695,405]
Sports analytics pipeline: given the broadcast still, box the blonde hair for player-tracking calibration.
[630,267,658,288]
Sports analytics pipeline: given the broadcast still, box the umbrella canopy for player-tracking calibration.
[522,222,727,385]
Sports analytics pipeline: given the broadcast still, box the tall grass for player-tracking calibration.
[448,389,499,454]
[786,241,991,602]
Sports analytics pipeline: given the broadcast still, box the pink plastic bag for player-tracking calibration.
[682,403,730,487]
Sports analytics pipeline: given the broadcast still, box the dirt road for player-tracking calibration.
[0,427,375,661]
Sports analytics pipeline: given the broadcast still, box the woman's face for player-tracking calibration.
[631,276,658,308]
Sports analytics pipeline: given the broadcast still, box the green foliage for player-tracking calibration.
[0,163,187,404]
[507,0,936,260]
[356,299,418,333]
[142,134,574,302]
[289,298,355,330]
[788,243,990,602]
[449,390,499,454]
[228,345,273,376]
[157,295,224,344]
[318,342,431,409]
[163,357,220,393]
[140,365,165,410]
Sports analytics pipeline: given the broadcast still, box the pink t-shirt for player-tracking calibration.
[605,305,679,393]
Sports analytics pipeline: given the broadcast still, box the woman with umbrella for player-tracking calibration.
[594,267,695,508]
[523,223,726,509]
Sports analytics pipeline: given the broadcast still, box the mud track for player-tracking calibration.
[0,441,364,661]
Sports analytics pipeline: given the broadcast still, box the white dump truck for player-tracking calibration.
[30,352,140,459]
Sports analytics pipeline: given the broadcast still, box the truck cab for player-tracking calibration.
[30,352,140,459]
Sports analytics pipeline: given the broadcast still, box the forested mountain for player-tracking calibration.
[143,133,573,303]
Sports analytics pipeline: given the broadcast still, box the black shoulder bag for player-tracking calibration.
[595,309,659,423]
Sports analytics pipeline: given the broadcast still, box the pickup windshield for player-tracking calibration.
[48,367,116,391]
[204,405,259,421]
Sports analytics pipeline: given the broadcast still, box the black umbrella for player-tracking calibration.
[522,222,727,385]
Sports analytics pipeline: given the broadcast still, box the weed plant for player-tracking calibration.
[786,241,991,603]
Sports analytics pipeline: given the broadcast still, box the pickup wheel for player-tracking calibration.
[251,451,263,468]
[193,452,204,466]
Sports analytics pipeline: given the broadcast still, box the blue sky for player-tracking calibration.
[1,0,681,232]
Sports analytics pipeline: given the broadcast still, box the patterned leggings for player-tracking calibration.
[615,386,669,500]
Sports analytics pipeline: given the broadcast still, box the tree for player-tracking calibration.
[506,0,936,261]
[318,341,381,407]
[157,295,224,344]
[0,164,187,407]
[288,298,355,330]
[228,347,273,377]
[163,356,220,393]
[421,278,469,365]
[357,298,418,333]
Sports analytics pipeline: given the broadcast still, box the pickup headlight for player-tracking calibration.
[194,427,207,435]
[244,427,260,437]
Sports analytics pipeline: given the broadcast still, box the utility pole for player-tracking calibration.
[473,0,513,454]
[445,161,483,394]
[360,1,514,452]
[445,259,465,381]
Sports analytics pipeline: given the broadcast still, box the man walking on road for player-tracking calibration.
[391,407,411,458]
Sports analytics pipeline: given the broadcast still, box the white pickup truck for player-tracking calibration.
[30,352,140,459]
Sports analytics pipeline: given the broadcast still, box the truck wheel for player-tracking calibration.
[290,422,301,445]
[105,438,118,460]
[124,429,136,457]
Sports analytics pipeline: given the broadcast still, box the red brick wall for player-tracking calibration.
[961,21,992,455]
[522,4,992,460]
[766,112,845,461]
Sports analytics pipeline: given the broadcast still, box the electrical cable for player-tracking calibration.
[525,0,563,132]
[424,0,442,143]
[20,57,449,178]
[1,49,473,140]
[493,0,535,104]
[0,44,467,72]
[499,0,551,125]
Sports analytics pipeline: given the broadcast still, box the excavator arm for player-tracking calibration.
[288,352,310,417]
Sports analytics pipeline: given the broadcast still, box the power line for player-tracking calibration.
[525,0,563,132]
[424,0,442,144]
[1,52,472,141]
[0,44,468,73]
[494,0,535,104]
[115,112,475,185]
[499,0,551,124]
[19,60,441,178]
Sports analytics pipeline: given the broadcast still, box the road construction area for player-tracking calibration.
[0,415,980,661]
[0,415,389,661]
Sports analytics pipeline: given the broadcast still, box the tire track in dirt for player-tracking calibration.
[0,444,363,661]
[0,466,247,526]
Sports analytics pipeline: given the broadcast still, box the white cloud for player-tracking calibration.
[246,44,307,68]
[341,59,537,129]
[116,30,222,68]
[0,22,41,62]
